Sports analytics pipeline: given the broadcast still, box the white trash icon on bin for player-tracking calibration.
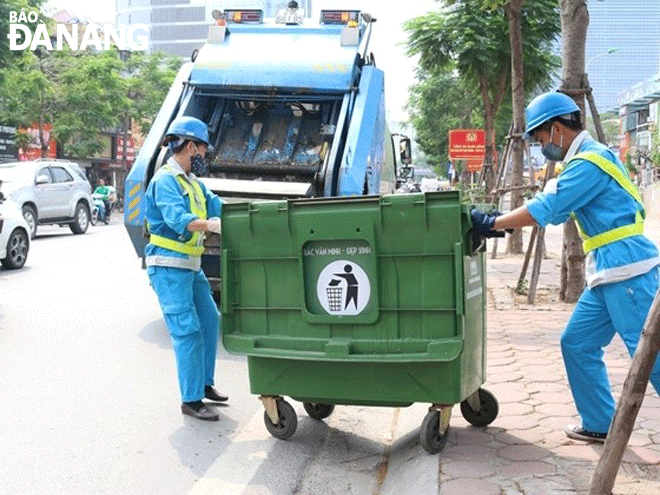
[317,260,370,316]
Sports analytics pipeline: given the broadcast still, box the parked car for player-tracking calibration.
[0,191,30,269]
[0,159,93,238]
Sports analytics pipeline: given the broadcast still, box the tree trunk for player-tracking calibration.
[559,0,588,303]
[479,60,509,195]
[483,109,496,194]
[38,57,49,159]
[122,114,130,171]
[38,111,47,159]
[560,220,585,301]
[505,0,525,254]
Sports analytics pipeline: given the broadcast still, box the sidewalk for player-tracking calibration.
[438,223,660,495]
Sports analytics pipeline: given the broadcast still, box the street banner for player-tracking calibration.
[449,130,486,160]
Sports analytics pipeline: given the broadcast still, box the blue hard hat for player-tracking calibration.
[165,116,210,145]
[525,92,580,136]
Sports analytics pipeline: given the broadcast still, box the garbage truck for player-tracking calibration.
[124,6,413,290]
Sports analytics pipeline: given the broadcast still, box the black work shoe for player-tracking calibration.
[204,385,229,402]
[181,402,219,421]
[564,424,607,443]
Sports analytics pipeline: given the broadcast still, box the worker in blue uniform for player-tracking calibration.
[472,91,660,443]
[145,116,228,421]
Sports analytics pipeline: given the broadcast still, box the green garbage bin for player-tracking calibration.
[221,191,498,453]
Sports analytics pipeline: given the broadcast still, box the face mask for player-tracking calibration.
[190,145,208,176]
[541,126,564,162]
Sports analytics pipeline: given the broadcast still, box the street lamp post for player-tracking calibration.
[583,48,619,145]
[586,47,619,73]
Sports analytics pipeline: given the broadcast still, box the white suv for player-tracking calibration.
[0,160,94,238]
[0,193,30,269]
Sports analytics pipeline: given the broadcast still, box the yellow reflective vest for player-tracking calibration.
[569,152,645,253]
[149,164,207,256]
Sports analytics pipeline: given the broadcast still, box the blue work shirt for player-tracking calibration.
[526,131,660,288]
[145,158,222,266]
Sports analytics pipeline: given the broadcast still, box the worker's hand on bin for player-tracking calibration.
[470,208,499,238]
[207,217,222,234]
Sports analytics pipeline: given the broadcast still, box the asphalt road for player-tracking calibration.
[0,219,434,495]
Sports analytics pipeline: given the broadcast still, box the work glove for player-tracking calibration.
[207,217,222,234]
[470,208,499,238]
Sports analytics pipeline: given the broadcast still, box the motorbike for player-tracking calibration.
[91,193,111,225]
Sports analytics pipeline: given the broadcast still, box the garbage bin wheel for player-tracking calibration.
[303,402,335,420]
[420,410,449,454]
[264,399,298,440]
[460,388,499,427]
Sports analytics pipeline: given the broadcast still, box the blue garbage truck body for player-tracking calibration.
[124,9,407,289]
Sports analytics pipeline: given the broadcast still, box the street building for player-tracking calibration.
[586,0,660,113]
[115,0,313,57]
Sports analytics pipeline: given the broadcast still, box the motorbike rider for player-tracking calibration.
[93,179,112,222]
[144,116,228,421]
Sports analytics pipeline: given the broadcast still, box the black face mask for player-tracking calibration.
[190,145,208,176]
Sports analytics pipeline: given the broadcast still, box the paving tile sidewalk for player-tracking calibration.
[438,223,660,495]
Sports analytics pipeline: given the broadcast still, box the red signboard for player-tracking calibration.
[448,129,486,160]
[619,132,630,164]
[116,136,135,165]
[465,159,483,173]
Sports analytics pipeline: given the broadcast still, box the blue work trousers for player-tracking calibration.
[561,267,660,434]
[148,266,220,403]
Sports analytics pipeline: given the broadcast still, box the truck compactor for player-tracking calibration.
[124,6,412,289]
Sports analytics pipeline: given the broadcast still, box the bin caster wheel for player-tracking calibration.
[460,388,498,427]
[303,403,335,420]
[420,409,449,454]
[264,399,297,440]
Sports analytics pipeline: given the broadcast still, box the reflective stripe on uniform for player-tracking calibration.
[581,212,644,253]
[149,164,207,256]
[145,255,201,271]
[568,152,645,253]
[149,234,204,256]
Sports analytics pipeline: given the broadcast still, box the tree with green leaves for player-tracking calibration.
[406,68,514,180]
[119,52,181,168]
[406,70,483,174]
[0,51,58,157]
[0,47,179,162]
[55,50,127,159]
[124,52,181,135]
[405,0,560,191]
[0,49,123,159]
[475,0,528,253]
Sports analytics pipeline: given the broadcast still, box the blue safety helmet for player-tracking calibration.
[165,116,210,146]
[525,92,580,137]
